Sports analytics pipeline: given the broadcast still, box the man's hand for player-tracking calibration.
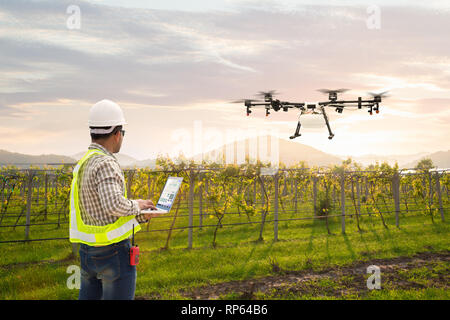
[136,199,157,210]
[136,199,156,210]
[136,199,161,220]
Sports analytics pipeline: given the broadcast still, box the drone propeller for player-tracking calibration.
[367,90,389,105]
[318,88,349,101]
[256,90,279,97]
[230,99,262,104]
[367,90,390,98]
[317,88,349,94]
[256,90,280,102]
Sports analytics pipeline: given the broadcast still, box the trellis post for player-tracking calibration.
[25,170,34,241]
[340,172,346,234]
[188,169,194,249]
[435,172,445,222]
[199,176,203,230]
[313,175,317,217]
[393,171,401,227]
[273,172,279,241]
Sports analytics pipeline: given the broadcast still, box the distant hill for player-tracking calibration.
[403,150,450,169]
[189,136,343,167]
[0,149,76,168]
[278,138,343,167]
[1,144,448,170]
[129,158,157,169]
[72,151,138,168]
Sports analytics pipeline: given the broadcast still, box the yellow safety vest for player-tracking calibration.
[69,149,141,246]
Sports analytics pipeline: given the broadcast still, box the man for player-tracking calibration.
[69,99,158,300]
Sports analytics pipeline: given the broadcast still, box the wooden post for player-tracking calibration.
[25,170,34,241]
[435,172,445,222]
[199,177,203,230]
[54,177,58,211]
[356,177,361,218]
[0,179,5,212]
[44,173,48,220]
[294,178,298,214]
[393,172,401,227]
[35,176,39,204]
[340,173,345,234]
[428,171,432,204]
[253,178,257,206]
[313,175,317,217]
[188,170,194,249]
[273,173,279,241]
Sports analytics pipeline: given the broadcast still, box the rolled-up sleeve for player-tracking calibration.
[95,158,141,218]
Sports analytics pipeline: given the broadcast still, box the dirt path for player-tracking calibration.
[177,251,449,299]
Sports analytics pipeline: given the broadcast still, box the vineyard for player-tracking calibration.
[0,160,448,249]
[0,159,449,300]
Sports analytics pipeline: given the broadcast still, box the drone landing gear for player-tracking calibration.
[290,119,302,139]
[321,107,335,140]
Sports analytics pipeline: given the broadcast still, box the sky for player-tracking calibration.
[0,0,449,160]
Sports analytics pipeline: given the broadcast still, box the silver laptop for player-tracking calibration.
[141,176,183,214]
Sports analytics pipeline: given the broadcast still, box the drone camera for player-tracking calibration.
[335,107,343,114]
[283,107,288,112]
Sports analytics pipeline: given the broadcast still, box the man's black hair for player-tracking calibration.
[90,125,122,141]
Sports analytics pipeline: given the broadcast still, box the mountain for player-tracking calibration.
[0,149,76,168]
[72,151,138,168]
[403,150,450,169]
[278,138,343,167]
[128,158,157,169]
[2,143,448,170]
[189,136,343,167]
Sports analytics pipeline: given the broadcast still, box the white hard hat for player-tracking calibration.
[88,99,127,127]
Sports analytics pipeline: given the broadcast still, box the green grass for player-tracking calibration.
[0,206,448,299]
[253,289,450,300]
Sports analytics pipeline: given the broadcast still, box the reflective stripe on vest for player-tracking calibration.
[69,149,141,246]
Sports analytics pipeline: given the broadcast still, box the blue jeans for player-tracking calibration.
[78,239,136,300]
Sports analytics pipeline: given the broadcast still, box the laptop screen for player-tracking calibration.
[156,176,183,211]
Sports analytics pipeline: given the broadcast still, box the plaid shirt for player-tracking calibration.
[77,143,147,226]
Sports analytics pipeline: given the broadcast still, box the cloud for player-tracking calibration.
[0,1,449,158]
